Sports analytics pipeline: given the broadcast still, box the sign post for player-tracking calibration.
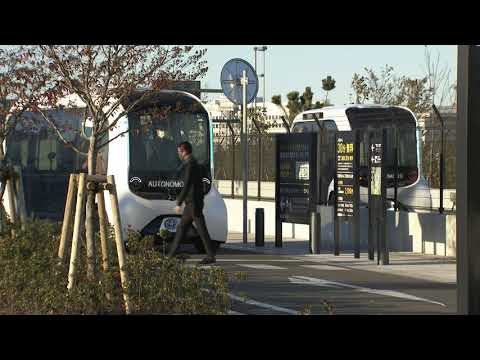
[334,131,358,257]
[241,70,248,244]
[220,58,258,245]
[353,130,361,258]
[368,129,388,265]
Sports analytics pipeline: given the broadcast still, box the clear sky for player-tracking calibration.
[199,45,457,105]
[1,45,458,106]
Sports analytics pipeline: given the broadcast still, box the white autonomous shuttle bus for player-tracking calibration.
[4,85,228,252]
[291,105,432,211]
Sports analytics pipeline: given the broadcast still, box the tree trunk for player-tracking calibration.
[0,144,6,232]
[86,136,97,280]
[429,129,434,187]
[0,145,15,227]
[0,144,5,208]
[0,181,6,233]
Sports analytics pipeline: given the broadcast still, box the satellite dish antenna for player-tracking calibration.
[220,58,259,105]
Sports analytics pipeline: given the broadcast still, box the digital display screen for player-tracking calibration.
[296,161,310,180]
[276,133,316,224]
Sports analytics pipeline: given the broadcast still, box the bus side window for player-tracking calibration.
[38,133,57,171]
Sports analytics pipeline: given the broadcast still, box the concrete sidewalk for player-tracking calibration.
[224,232,457,284]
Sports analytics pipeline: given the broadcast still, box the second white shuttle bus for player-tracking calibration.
[291,104,432,211]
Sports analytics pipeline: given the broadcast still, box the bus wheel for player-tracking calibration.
[193,238,221,254]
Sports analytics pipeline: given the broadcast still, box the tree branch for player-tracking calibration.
[42,46,95,111]
[95,129,130,151]
[35,109,88,156]
[95,88,161,138]
[80,107,91,141]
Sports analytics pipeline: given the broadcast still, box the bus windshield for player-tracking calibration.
[128,109,209,174]
[347,107,419,186]
[357,125,417,168]
[346,107,418,168]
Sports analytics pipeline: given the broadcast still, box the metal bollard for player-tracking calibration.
[309,210,321,254]
[255,208,265,247]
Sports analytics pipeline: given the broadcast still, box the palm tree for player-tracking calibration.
[300,87,314,110]
[322,76,336,104]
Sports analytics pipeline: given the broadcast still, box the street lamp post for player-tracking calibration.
[253,46,267,200]
[432,104,445,215]
[254,46,267,110]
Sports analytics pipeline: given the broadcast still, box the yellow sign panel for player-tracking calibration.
[371,167,382,195]
[337,142,354,154]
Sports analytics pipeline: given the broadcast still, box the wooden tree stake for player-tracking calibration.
[67,173,87,291]
[13,166,27,229]
[97,190,110,272]
[58,174,78,261]
[107,175,131,314]
[6,176,16,225]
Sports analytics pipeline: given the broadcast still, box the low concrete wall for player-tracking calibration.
[223,198,302,238]
[216,180,457,210]
[215,180,275,199]
[408,212,456,256]
[223,198,456,257]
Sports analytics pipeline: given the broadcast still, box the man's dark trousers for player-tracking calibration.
[168,203,214,258]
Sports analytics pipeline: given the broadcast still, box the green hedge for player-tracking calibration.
[0,219,230,315]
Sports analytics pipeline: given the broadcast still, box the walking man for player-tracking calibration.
[167,141,216,265]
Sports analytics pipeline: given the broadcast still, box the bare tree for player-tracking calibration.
[19,45,208,279]
[423,46,455,186]
[424,45,453,108]
[248,106,274,131]
[351,73,369,104]
[394,77,432,115]
[271,95,290,122]
[351,65,398,105]
[350,65,431,115]
[0,49,20,177]
[0,47,50,220]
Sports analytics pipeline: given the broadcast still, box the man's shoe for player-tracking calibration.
[198,257,216,265]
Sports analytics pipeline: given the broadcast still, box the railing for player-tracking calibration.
[214,179,456,214]
[212,121,282,200]
[212,114,457,214]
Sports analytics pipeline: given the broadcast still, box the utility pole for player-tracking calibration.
[456,45,480,314]
[254,46,267,200]
[254,46,267,109]
[242,70,248,244]
[432,104,445,214]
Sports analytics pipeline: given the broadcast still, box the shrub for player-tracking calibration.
[0,219,230,315]
[125,231,229,314]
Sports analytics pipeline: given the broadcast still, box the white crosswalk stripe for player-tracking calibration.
[289,276,447,307]
[228,293,299,315]
[237,264,287,270]
[198,259,303,262]
[228,310,246,315]
[301,265,350,271]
